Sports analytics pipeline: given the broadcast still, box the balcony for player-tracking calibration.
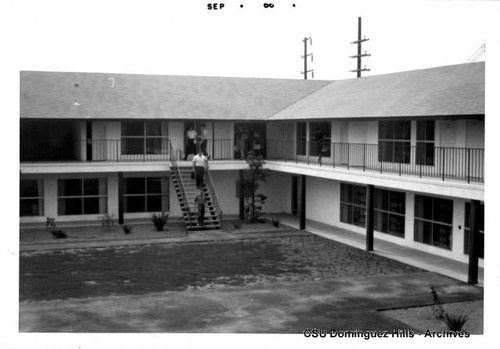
[21,139,172,162]
[266,140,484,184]
[20,138,484,184]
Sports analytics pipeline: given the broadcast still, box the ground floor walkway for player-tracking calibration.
[276,214,484,286]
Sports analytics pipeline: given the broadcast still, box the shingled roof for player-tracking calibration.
[269,62,485,120]
[20,72,329,120]
[21,62,484,121]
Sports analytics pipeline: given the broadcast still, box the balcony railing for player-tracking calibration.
[267,139,484,183]
[20,138,484,183]
[21,139,171,162]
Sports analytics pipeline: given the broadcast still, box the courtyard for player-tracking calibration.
[19,222,483,333]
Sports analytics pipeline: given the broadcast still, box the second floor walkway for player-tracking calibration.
[20,138,484,185]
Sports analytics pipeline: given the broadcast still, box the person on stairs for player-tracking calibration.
[192,150,209,189]
[194,189,206,228]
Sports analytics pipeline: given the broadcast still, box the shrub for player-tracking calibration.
[51,230,67,239]
[152,212,169,231]
[443,312,470,331]
[99,213,115,230]
[430,286,445,319]
[272,217,280,228]
[430,285,470,331]
[121,224,133,235]
[242,151,270,223]
[46,217,56,230]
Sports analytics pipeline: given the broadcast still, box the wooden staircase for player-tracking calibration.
[170,166,222,231]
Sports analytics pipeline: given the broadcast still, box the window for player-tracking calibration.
[124,177,169,213]
[340,183,366,227]
[58,178,107,215]
[464,202,484,258]
[310,122,331,157]
[20,179,44,216]
[378,121,411,163]
[374,189,405,238]
[416,120,435,165]
[296,122,306,155]
[122,121,168,155]
[414,195,453,250]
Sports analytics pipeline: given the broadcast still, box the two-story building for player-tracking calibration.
[20,62,484,265]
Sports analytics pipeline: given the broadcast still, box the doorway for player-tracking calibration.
[183,122,210,160]
[234,122,266,159]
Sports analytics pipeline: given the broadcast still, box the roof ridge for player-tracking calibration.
[266,80,334,120]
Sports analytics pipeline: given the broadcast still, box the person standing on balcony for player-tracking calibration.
[194,189,206,228]
[200,123,209,157]
[184,125,198,161]
[193,150,209,189]
[318,134,331,165]
[252,131,262,157]
[314,127,324,157]
[237,126,249,160]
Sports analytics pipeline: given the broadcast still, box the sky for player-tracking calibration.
[2,0,497,81]
[2,0,500,348]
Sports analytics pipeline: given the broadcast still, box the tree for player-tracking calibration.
[242,151,270,223]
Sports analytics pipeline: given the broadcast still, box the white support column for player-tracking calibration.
[404,191,415,246]
[44,175,58,219]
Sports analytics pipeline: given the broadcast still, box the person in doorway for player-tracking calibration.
[314,127,324,157]
[318,134,331,165]
[237,127,249,159]
[194,189,206,228]
[200,123,209,157]
[184,125,198,161]
[252,131,262,156]
[193,150,209,189]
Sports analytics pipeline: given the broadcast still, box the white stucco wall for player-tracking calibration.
[305,176,339,226]
[210,170,240,216]
[466,119,484,148]
[260,171,292,214]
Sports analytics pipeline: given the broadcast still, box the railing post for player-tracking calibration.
[332,142,335,168]
[363,143,366,172]
[441,147,445,181]
[347,144,350,170]
[467,148,471,184]
[283,139,286,162]
[294,141,298,163]
[307,141,310,165]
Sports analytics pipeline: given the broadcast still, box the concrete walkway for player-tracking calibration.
[277,215,484,286]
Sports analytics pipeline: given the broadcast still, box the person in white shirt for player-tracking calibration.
[192,151,208,189]
[184,125,198,161]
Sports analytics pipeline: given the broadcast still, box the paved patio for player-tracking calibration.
[19,220,483,333]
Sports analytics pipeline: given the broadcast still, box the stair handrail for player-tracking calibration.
[205,169,223,230]
[169,142,194,228]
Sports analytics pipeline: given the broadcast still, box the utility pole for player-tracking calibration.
[350,17,371,77]
[301,37,314,80]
